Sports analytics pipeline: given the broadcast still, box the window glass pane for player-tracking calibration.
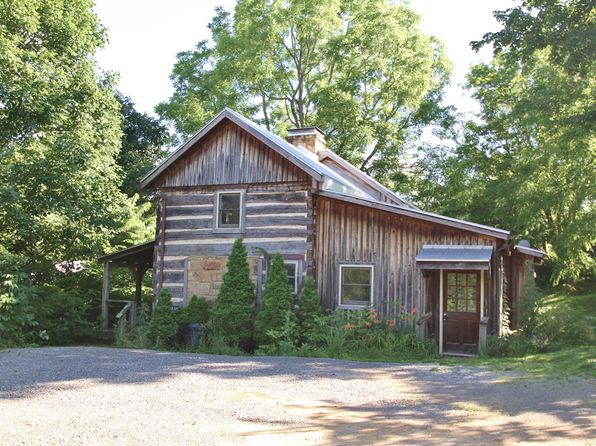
[467,286,476,301]
[467,274,477,288]
[467,298,477,312]
[341,266,372,306]
[447,274,456,286]
[341,285,371,306]
[457,273,466,286]
[447,298,457,311]
[343,267,371,285]
[284,263,297,293]
[218,193,240,227]
[459,298,470,312]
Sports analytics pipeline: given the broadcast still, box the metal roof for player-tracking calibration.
[416,245,494,263]
[98,240,154,264]
[141,108,370,198]
[318,190,511,239]
[140,108,513,240]
[514,245,545,258]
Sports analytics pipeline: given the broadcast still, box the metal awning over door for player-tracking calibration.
[415,245,493,270]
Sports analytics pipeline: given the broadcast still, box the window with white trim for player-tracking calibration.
[216,192,242,229]
[284,261,299,295]
[339,264,373,308]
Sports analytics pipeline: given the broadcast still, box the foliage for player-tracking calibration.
[114,304,151,349]
[254,253,295,345]
[305,308,435,360]
[184,295,210,324]
[485,290,595,358]
[256,311,299,356]
[28,285,92,345]
[116,93,171,199]
[0,249,37,347]
[209,238,256,349]
[0,0,151,281]
[157,0,452,190]
[297,277,322,344]
[199,334,244,356]
[415,0,595,286]
[148,289,178,348]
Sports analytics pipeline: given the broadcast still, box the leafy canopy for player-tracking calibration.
[157,0,452,189]
[414,0,595,286]
[0,0,150,278]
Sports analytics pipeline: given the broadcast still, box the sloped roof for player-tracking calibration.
[515,245,545,258]
[141,108,369,198]
[317,190,511,239]
[141,108,512,240]
[416,245,494,262]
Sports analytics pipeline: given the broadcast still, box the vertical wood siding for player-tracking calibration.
[314,196,499,328]
[156,121,309,188]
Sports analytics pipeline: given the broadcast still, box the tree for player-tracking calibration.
[157,0,451,190]
[116,93,171,199]
[415,0,595,286]
[0,0,148,279]
[210,238,256,347]
[254,253,295,345]
[297,277,322,343]
[148,289,178,348]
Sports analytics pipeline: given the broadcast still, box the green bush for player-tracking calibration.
[148,289,178,348]
[0,250,37,348]
[28,285,92,345]
[254,253,295,345]
[115,304,151,349]
[185,295,209,324]
[257,311,299,355]
[210,238,256,349]
[297,277,322,343]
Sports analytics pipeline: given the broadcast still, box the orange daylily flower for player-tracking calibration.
[412,307,418,315]
[387,319,396,327]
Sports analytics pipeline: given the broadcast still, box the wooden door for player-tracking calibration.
[443,271,480,354]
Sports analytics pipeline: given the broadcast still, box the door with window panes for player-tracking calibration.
[443,271,480,354]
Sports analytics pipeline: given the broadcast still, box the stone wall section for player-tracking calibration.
[186,255,260,303]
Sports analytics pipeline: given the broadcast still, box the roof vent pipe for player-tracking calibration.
[286,127,326,155]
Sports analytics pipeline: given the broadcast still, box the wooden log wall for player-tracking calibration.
[314,195,500,329]
[153,182,313,305]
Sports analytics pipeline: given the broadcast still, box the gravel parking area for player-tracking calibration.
[0,347,594,445]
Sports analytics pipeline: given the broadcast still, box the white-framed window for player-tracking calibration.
[284,260,299,295]
[215,191,243,230]
[339,264,374,308]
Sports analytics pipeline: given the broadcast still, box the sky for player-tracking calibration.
[94,0,517,119]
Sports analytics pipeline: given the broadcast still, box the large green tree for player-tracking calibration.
[157,0,451,189]
[0,0,148,278]
[415,0,595,286]
[116,93,170,200]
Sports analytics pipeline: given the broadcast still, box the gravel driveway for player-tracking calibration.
[0,347,594,445]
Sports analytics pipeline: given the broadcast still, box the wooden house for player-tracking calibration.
[100,108,544,355]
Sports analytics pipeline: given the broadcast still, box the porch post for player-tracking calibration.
[479,270,488,353]
[101,261,111,330]
[439,269,444,355]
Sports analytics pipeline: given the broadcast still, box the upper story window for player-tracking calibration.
[339,264,374,308]
[216,192,242,229]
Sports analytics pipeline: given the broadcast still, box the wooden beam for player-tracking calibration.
[439,269,444,355]
[101,262,111,331]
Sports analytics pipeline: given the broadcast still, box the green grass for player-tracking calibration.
[442,290,596,379]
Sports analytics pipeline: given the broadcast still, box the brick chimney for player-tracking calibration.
[286,127,326,154]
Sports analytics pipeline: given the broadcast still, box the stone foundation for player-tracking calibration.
[186,256,260,304]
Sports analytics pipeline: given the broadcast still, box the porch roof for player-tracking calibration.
[98,240,154,267]
[415,245,494,270]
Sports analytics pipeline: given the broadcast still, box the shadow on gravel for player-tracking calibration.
[1,346,594,443]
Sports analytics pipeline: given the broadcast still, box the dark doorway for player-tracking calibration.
[443,270,480,354]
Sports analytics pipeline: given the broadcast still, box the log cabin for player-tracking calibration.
[100,108,544,355]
